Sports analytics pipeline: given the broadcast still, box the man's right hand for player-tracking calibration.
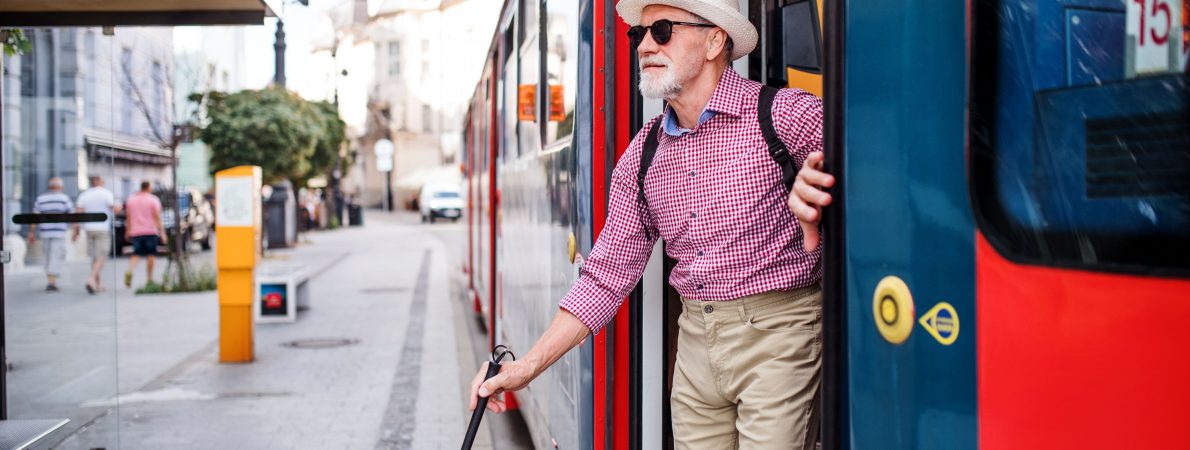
[788,151,835,252]
[468,359,536,414]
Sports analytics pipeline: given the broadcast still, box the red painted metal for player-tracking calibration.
[488,48,500,353]
[977,233,1190,449]
[592,0,611,446]
[610,13,634,450]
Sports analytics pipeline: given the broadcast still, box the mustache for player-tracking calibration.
[638,55,672,70]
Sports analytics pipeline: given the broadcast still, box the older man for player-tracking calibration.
[29,177,74,292]
[469,0,824,448]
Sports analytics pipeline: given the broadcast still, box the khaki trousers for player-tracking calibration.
[672,287,822,449]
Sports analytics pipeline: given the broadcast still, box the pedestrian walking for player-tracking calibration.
[468,1,825,448]
[75,176,120,293]
[123,181,167,288]
[29,177,74,292]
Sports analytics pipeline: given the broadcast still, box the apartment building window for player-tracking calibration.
[152,61,165,131]
[84,30,96,127]
[421,39,429,54]
[60,31,78,97]
[388,41,401,77]
[121,48,134,134]
[422,104,432,133]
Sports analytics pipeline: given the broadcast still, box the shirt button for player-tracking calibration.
[697,283,704,290]
[703,305,714,314]
[697,250,704,257]
[690,212,697,219]
[689,171,696,177]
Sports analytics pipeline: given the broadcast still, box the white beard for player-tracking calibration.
[638,55,682,99]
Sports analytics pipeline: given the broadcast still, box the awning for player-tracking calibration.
[84,131,174,165]
[0,0,275,27]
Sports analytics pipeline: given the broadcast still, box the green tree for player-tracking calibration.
[200,87,345,185]
[2,29,32,56]
[300,100,349,186]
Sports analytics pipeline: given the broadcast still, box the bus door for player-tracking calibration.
[628,0,830,448]
[830,0,977,449]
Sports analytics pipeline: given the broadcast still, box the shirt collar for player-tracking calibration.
[663,107,716,137]
[704,68,746,118]
[660,68,747,137]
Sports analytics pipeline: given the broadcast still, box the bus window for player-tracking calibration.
[971,0,1190,275]
[519,8,542,156]
[765,0,823,95]
[543,0,579,146]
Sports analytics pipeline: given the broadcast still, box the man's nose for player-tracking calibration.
[637,28,660,55]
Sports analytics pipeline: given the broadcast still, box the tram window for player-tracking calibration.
[519,21,543,155]
[504,55,518,160]
[543,0,579,146]
[520,0,539,46]
[970,0,1190,275]
[502,25,517,160]
[780,0,822,73]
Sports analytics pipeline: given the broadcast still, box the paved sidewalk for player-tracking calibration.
[24,212,482,449]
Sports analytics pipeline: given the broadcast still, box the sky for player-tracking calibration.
[173,0,346,101]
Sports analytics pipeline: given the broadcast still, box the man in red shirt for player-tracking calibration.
[124,181,167,288]
[469,0,824,447]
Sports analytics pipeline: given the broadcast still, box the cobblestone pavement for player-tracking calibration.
[7,210,534,449]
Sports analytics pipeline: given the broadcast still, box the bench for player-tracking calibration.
[254,264,311,323]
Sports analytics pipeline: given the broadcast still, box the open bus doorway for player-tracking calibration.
[625,0,828,448]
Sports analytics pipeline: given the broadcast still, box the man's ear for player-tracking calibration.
[706,29,727,61]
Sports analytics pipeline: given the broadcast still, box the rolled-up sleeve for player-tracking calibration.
[559,123,660,334]
[774,89,824,169]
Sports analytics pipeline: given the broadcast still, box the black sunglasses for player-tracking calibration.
[627,19,715,47]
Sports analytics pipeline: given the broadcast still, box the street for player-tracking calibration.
[6,210,533,449]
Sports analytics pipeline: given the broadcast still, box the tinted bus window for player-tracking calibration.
[971,0,1190,275]
[780,0,822,73]
[543,0,579,146]
[518,13,542,155]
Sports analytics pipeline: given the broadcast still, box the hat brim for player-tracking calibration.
[616,0,757,60]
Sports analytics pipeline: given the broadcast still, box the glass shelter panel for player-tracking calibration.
[3,26,127,448]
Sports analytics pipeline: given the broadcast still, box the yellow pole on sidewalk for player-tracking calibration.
[214,166,262,363]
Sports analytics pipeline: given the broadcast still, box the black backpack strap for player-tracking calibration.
[636,118,664,239]
[758,85,797,191]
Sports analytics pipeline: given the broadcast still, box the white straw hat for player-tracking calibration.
[616,0,758,60]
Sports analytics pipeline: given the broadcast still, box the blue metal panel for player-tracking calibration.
[843,0,977,447]
[575,0,595,445]
[1032,76,1188,234]
[1064,9,1124,86]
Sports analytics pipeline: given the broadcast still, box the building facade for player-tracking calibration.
[335,0,499,209]
[2,27,175,229]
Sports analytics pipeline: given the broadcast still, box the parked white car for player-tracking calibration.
[418,184,463,223]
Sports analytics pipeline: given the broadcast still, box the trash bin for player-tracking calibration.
[264,182,295,249]
[348,204,363,226]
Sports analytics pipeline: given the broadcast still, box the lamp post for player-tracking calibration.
[273,0,309,87]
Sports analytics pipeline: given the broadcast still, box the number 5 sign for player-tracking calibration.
[1127,0,1185,76]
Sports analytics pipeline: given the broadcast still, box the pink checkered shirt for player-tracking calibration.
[559,68,824,334]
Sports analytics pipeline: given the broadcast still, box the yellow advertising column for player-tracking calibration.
[214,166,262,363]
